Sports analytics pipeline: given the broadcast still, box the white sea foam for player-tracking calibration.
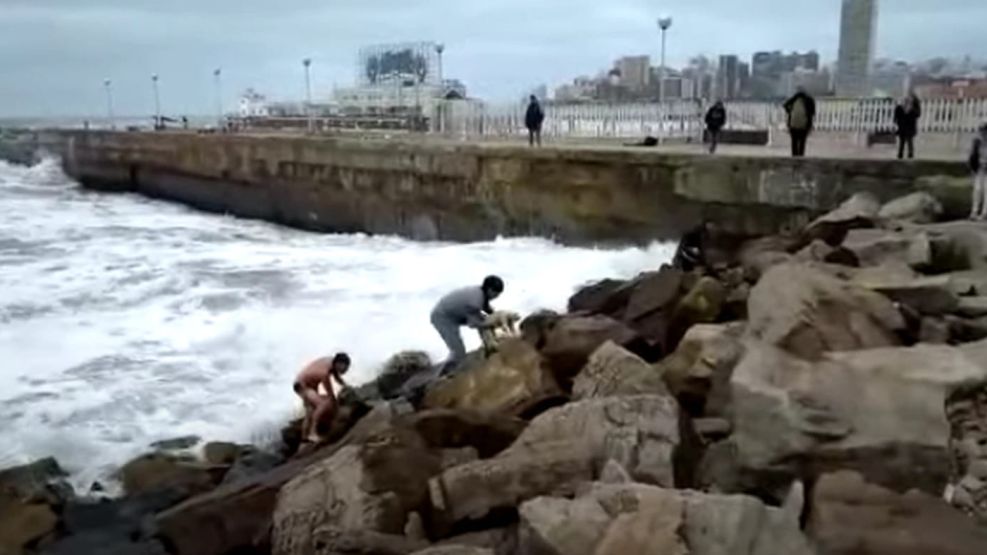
[0,158,674,490]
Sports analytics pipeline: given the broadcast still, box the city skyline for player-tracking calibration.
[1,0,986,117]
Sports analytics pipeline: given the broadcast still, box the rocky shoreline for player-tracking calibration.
[5,190,987,554]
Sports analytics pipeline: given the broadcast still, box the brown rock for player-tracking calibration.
[518,310,561,349]
[808,471,987,555]
[856,274,961,316]
[156,402,409,555]
[946,379,987,523]
[410,547,494,555]
[308,526,428,555]
[422,339,563,418]
[202,442,242,466]
[0,501,58,554]
[622,268,684,321]
[843,228,932,269]
[399,409,527,459]
[747,262,905,359]
[657,323,745,417]
[272,426,442,555]
[572,341,668,400]
[794,239,860,267]
[666,276,728,351]
[118,453,217,498]
[738,235,797,281]
[567,278,631,316]
[539,315,642,383]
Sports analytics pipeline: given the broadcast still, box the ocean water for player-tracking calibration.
[0,158,674,489]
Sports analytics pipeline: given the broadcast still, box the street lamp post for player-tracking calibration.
[435,43,446,133]
[435,43,445,86]
[151,73,161,129]
[214,68,223,128]
[103,79,114,129]
[657,16,673,105]
[302,58,313,133]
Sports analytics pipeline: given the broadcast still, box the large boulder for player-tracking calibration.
[665,276,728,351]
[398,409,527,459]
[945,379,987,523]
[656,323,746,417]
[118,452,219,499]
[272,427,442,555]
[843,228,932,269]
[539,315,644,383]
[705,339,987,499]
[747,262,905,359]
[808,471,987,555]
[572,341,668,400]
[422,339,563,418]
[622,268,684,322]
[853,273,961,316]
[429,395,680,528]
[156,402,409,555]
[567,278,631,317]
[0,458,71,555]
[802,192,880,247]
[375,350,434,400]
[305,526,428,555]
[411,547,494,555]
[518,482,813,555]
[878,191,943,224]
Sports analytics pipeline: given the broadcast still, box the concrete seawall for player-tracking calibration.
[58,131,972,244]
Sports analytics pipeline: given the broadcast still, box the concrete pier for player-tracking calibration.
[57,131,972,244]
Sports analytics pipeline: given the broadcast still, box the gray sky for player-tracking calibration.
[0,0,983,118]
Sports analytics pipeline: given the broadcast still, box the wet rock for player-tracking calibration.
[202,442,242,466]
[410,547,494,555]
[518,310,561,349]
[878,191,943,224]
[706,340,987,499]
[539,315,643,384]
[794,239,860,267]
[747,262,905,359]
[271,426,442,555]
[945,379,987,523]
[567,278,631,317]
[622,268,684,322]
[0,502,58,554]
[118,452,218,498]
[374,350,434,400]
[572,341,668,400]
[657,323,745,417]
[666,276,728,352]
[150,436,201,451]
[518,482,812,555]
[45,493,178,555]
[433,527,517,555]
[423,339,563,418]
[808,471,987,555]
[802,192,880,247]
[156,402,409,555]
[220,448,283,486]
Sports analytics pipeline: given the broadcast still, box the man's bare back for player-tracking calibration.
[293,353,351,442]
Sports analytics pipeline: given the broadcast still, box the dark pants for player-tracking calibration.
[898,136,915,159]
[708,129,721,154]
[790,129,809,157]
[528,128,542,147]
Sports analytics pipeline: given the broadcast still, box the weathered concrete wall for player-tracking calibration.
[58,131,971,244]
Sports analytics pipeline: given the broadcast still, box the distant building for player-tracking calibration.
[913,78,987,100]
[717,55,740,100]
[751,50,823,99]
[238,89,270,117]
[554,76,598,103]
[779,68,832,97]
[871,60,912,98]
[835,0,878,97]
[616,56,651,92]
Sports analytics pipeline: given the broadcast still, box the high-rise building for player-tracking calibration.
[615,56,651,92]
[835,0,878,97]
[717,55,740,100]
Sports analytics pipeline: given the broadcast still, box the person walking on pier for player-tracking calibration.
[704,100,727,154]
[431,276,504,374]
[525,95,545,147]
[783,87,816,158]
[970,123,987,221]
[894,93,922,160]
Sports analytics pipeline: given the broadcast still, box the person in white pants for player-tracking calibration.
[970,123,987,220]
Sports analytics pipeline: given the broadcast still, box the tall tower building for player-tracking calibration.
[835,0,878,97]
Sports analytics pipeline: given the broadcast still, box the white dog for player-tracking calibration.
[479,310,521,355]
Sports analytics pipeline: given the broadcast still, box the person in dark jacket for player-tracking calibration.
[783,88,817,157]
[525,95,545,147]
[704,100,727,154]
[430,276,505,374]
[894,93,922,160]
[673,221,718,272]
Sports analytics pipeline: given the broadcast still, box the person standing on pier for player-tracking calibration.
[704,101,727,154]
[431,276,505,374]
[970,123,987,221]
[525,95,545,147]
[894,93,922,160]
[783,87,816,158]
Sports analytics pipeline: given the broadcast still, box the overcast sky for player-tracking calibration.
[0,0,983,118]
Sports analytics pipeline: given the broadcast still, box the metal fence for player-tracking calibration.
[436,97,987,142]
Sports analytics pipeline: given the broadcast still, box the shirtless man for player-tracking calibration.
[293,352,351,443]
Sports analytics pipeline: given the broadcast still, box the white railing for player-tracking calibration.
[437,97,987,142]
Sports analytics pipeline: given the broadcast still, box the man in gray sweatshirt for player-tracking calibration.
[431,275,505,373]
